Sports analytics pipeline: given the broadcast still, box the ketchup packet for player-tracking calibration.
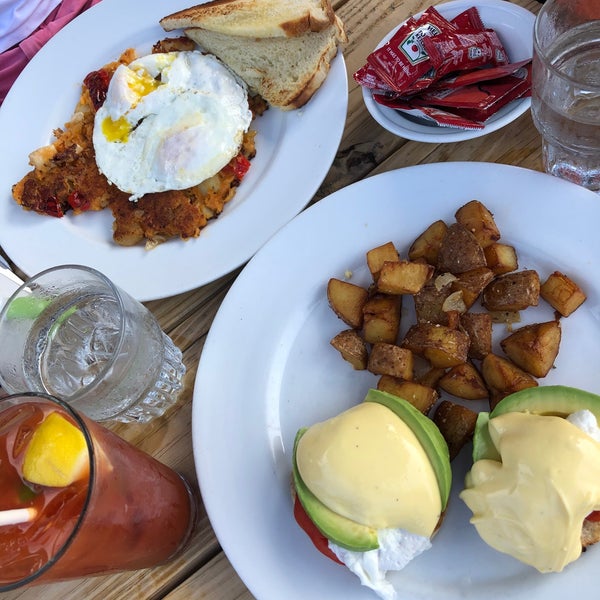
[450,7,485,32]
[419,62,532,122]
[365,7,456,93]
[427,59,531,90]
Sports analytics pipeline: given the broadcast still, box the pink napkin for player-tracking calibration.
[0,0,102,105]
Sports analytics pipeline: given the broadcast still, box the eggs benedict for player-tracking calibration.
[292,389,451,600]
[460,385,600,573]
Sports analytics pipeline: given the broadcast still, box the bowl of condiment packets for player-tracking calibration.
[357,0,535,142]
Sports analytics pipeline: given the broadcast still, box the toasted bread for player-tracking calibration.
[180,15,346,110]
[160,0,336,38]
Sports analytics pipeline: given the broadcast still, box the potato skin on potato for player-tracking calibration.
[482,270,540,312]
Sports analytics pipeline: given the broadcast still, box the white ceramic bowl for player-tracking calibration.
[362,0,535,143]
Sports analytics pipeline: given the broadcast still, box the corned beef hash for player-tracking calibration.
[12,37,267,249]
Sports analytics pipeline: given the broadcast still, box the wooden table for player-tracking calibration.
[0,0,544,598]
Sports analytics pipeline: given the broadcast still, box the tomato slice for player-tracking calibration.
[293,496,343,565]
[585,510,600,522]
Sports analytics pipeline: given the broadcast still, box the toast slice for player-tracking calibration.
[160,0,336,38]
[181,15,346,110]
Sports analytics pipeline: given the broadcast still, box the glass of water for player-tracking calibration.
[0,265,185,423]
[531,0,600,191]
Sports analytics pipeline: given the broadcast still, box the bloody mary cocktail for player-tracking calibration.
[0,393,196,590]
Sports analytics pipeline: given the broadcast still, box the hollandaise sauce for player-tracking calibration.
[460,412,600,572]
[295,402,441,537]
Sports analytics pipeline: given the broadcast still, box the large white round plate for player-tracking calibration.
[194,162,600,600]
[363,0,534,143]
[0,0,347,302]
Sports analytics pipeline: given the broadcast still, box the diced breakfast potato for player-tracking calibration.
[484,242,518,275]
[500,320,561,378]
[330,329,368,370]
[481,353,538,409]
[482,270,541,312]
[454,200,501,249]
[459,312,492,360]
[377,260,434,295]
[327,278,369,329]
[432,400,478,461]
[417,366,447,389]
[408,219,448,265]
[377,376,438,415]
[437,223,487,274]
[366,242,399,281]
[362,293,402,344]
[450,267,495,308]
[438,362,488,400]
[540,271,587,317]
[402,323,470,368]
[368,343,414,379]
[414,277,455,325]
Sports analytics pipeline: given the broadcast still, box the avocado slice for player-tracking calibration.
[472,386,600,462]
[292,428,379,552]
[365,389,452,510]
[490,385,600,421]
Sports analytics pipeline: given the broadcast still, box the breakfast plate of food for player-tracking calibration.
[194,162,600,600]
[0,0,347,301]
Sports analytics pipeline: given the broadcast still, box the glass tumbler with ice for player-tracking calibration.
[0,265,185,422]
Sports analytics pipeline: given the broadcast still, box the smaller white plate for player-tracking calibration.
[0,271,20,311]
[362,0,535,143]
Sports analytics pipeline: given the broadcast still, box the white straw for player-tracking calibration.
[0,507,37,526]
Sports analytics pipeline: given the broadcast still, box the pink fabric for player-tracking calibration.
[0,0,102,105]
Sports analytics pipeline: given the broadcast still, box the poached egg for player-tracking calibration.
[92,51,252,200]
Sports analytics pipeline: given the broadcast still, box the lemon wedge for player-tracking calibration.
[22,412,90,487]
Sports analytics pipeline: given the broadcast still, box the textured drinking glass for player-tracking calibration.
[0,392,196,590]
[531,0,600,191]
[0,265,185,422]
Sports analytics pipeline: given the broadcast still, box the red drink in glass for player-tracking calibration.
[0,393,196,590]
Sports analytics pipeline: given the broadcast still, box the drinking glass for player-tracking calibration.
[531,0,600,191]
[0,265,185,422]
[0,392,196,590]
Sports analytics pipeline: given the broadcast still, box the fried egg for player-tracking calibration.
[92,51,252,200]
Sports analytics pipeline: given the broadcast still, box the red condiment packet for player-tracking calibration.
[353,63,395,92]
[419,62,532,121]
[427,59,531,90]
[422,28,509,82]
[365,7,457,93]
[373,94,485,130]
[450,7,485,32]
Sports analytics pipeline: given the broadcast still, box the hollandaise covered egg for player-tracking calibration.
[92,51,252,200]
[292,389,451,600]
[461,385,600,573]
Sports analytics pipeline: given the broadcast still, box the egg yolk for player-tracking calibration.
[101,115,131,143]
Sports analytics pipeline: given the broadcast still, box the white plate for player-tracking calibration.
[362,0,534,143]
[194,162,600,600]
[0,0,347,302]
[0,272,20,312]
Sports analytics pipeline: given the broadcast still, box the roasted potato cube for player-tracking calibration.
[377,260,434,295]
[450,267,495,308]
[438,362,488,400]
[500,320,561,378]
[327,278,369,329]
[402,323,470,368]
[362,293,402,344]
[437,223,487,274]
[414,276,455,325]
[482,270,541,311]
[481,353,538,409]
[433,400,478,460]
[368,343,414,379]
[454,200,501,249]
[417,366,447,389]
[484,243,518,275]
[366,242,400,281]
[408,220,448,265]
[377,376,438,414]
[459,312,492,360]
[330,329,368,370]
[540,271,587,317]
